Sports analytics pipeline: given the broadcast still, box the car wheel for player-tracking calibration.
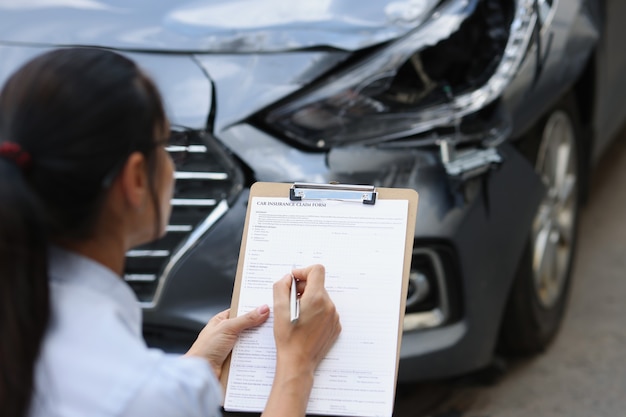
[498,93,582,355]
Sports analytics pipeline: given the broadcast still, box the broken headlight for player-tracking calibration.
[263,0,537,149]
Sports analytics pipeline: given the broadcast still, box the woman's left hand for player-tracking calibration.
[185,305,270,378]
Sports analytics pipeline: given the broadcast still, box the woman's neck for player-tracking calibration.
[56,235,126,277]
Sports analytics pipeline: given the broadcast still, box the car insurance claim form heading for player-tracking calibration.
[224,196,409,417]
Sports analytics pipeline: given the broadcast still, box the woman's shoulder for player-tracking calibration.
[29,249,223,417]
[31,286,223,417]
[123,353,222,417]
[31,331,222,417]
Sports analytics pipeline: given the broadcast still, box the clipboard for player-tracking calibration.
[221,181,418,417]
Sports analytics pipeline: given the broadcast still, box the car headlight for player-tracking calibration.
[262,0,537,149]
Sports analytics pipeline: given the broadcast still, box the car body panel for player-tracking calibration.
[399,142,544,380]
[194,52,349,133]
[504,0,599,140]
[0,45,212,129]
[591,0,626,163]
[0,0,439,52]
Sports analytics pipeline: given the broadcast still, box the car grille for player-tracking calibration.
[123,129,244,306]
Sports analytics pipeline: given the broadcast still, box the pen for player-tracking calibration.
[290,273,300,323]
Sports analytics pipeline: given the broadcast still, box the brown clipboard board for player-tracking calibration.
[220,181,419,413]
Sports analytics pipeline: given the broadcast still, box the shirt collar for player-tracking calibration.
[47,246,142,335]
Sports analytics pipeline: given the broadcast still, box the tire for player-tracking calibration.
[498,92,582,356]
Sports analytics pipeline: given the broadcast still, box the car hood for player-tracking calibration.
[0,0,440,53]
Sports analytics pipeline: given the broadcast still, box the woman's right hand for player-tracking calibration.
[274,264,341,372]
[262,264,341,417]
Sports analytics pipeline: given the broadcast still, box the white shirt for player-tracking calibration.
[29,247,223,417]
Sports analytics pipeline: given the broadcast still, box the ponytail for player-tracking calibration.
[0,47,169,417]
[0,159,50,417]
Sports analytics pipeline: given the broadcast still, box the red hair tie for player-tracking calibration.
[0,141,32,170]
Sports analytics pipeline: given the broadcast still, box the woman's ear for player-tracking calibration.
[117,152,149,210]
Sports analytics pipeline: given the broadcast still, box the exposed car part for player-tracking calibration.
[439,140,504,180]
[498,92,581,354]
[261,0,539,149]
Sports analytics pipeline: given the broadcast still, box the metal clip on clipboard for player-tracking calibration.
[289,182,377,205]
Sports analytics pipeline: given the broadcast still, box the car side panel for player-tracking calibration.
[591,0,626,162]
[399,142,545,380]
[504,0,599,140]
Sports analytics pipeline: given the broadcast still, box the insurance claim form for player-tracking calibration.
[224,196,409,417]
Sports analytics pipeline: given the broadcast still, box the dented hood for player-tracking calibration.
[0,0,440,52]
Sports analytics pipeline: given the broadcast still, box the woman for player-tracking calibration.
[0,48,340,417]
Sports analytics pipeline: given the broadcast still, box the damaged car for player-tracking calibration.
[0,0,623,381]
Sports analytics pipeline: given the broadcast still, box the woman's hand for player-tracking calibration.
[262,264,341,417]
[185,305,270,379]
[273,264,341,373]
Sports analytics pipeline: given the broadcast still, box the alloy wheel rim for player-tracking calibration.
[531,110,578,309]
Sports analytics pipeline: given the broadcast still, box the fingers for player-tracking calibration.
[291,264,325,283]
[291,264,325,294]
[209,308,231,324]
[272,264,341,377]
[221,304,270,335]
[273,273,292,322]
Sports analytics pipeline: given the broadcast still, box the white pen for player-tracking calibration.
[290,273,300,323]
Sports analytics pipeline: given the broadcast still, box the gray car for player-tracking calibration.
[0,0,623,382]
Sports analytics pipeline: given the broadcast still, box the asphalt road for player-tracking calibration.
[393,133,626,417]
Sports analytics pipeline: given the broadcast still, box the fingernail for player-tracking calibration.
[256,304,269,315]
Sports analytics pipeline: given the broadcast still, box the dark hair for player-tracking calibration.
[0,48,168,417]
